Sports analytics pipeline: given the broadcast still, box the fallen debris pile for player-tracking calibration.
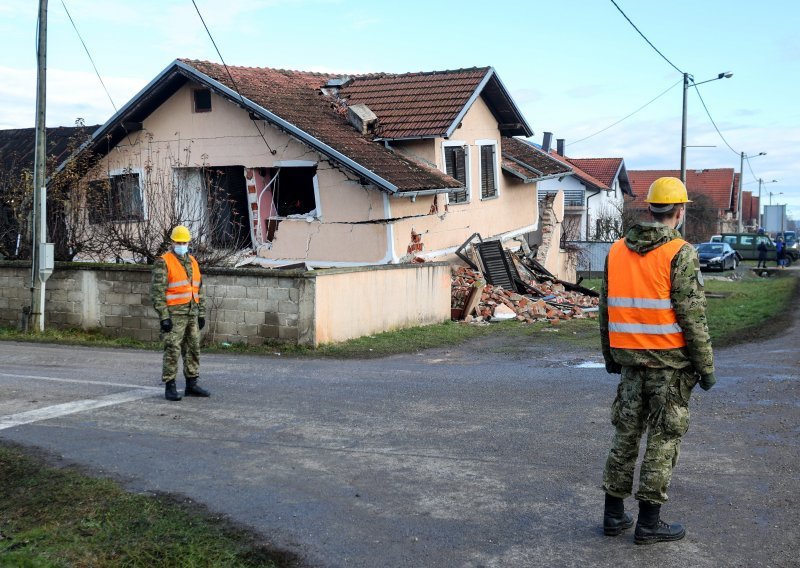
[451,266,598,324]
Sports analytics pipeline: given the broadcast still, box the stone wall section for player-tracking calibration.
[0,262,308,345]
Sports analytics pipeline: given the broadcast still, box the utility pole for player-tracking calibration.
[679,72,689,237]
[30,0,53,332]
[737,152,744,232]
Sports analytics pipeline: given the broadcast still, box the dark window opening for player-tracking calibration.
[194,89,212,113]
[88,172,143,223]
[204,166,252,249]
[272,166,318,217]
[480,145,497,199]
[444,146,468,204]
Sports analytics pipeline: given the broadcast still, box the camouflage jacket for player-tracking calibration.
[150,252,206,321]
[600,222,714,376]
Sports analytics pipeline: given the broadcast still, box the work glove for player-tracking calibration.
[160,318,173,333]
[699,372,716,391]
[605,361,622,375]
[198,316,205,330]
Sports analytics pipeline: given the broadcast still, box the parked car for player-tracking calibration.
[696,242,739,271]
[717,232,797,265]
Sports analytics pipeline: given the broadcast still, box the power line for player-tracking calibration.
[609,0,683,75]
[60,0,117,112]
[691,83,739,155]
[190,0,276,155]
[568,78,682,147]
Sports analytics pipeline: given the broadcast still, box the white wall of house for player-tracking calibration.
[538,174,624,241]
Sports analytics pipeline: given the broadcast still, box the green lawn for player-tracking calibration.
[0,445,293,568]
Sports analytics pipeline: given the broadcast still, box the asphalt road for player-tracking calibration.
[1,305,798,567]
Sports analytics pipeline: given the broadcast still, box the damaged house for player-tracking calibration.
[64,59,571,269]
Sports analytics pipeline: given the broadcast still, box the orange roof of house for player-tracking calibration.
[566,158,623,189]
[627,168,736,210]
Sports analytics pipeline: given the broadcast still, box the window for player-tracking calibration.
[478,142,498,199]
[271,166,318,217]
[88,172,144,223]
[194,89,212,113]
[204,166,252,249]
[443,144,468,204]
[740,235,754,246]
[722,235,737,245]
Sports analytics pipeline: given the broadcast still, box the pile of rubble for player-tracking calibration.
[451,266,599,324]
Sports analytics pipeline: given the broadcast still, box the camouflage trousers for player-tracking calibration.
[161,313,201,383]
[603,366,696,504]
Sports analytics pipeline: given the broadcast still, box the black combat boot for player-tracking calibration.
[185,377,210,397]
[165,380,182,401]
[603,493,634,536]
[634,501,685,544]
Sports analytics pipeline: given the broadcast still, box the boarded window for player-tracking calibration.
[444,145,468,204]
[194,89,212,112]
[88,172,143,223]
[480,144,497,199]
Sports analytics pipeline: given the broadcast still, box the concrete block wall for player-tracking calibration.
[0,262,308,345]
[0,261,448,346]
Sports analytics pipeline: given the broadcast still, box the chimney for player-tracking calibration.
[556,138,565,156]
[542,132,553,153]
[321,76,353,97]
[347,103,378,135]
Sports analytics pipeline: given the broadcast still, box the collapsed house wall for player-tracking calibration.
[0,261,449,346]
[536,191,576,282]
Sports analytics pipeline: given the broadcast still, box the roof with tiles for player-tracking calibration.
[0,125,98,172]
[627,168,736,210]
[566,158,623,189]
[178,60,466,193]
[500,137,572,180]
[339,69,489,139]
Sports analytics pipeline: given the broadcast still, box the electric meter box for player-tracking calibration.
[38,243,54,282]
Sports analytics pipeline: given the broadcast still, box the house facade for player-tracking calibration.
[532,135,632,242]
[67,59,570,271]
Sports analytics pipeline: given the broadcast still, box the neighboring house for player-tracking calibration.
[63,59,570,270]
[0,125,98,258]
[740,189,760,230]
[531,134,633,242]
[627,168,739,236]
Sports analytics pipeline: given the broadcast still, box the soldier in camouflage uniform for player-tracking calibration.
[600,177,715,544]
[151,225,211,401]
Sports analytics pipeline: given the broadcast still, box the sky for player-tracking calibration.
[1,0,798,219]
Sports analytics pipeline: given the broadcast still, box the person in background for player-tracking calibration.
[150,225,211,401]
[775,237,785,268]
[757,239,768,269]
[600,177,715,545]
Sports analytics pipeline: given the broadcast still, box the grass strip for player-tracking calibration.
[0,444,294,567]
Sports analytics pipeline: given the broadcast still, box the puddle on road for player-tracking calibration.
[573,361,605,369]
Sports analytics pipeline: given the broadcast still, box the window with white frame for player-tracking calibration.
[443,143,469,204]
[477,141,498,199]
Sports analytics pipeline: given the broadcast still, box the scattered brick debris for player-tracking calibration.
[451,266,598,324]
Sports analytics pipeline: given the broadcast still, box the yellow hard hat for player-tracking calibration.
[170,225,191,242]
[645,177,692,204]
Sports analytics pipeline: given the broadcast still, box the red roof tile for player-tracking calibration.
[182,60,462,193]
[501,137,572,180]
[339,69,489,139]
[565,158,622,189]
[627,169,735,210]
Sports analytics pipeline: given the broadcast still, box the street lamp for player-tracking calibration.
[769,191,783,206]
[737,151,766,231]
[681,71,733,184]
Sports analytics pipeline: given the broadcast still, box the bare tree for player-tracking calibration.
[591,202,625,241]
[684,191,719,243]
[0,152,33,259]
[77,134,252,265]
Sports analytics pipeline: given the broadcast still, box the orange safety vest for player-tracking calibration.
[607,238,687,350]
[162,251,201,306]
